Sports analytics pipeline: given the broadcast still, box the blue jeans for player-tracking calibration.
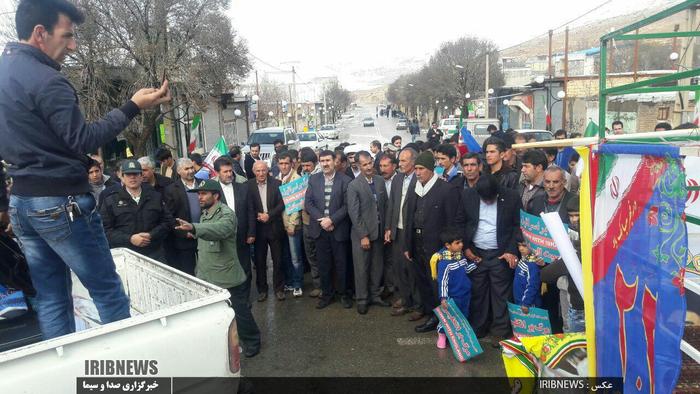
[9,194,130,339]
[566,308,585,333]
[282,230,304,289]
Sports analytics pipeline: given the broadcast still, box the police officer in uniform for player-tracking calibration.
[100,159,174,262]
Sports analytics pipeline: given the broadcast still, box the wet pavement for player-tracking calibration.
[241,107,506,377]
[241,275,506,377]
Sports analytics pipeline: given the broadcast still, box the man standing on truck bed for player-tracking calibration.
[174,180,261,358]
[0,0,170,339]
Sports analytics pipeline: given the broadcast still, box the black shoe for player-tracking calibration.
[371,298,391,307]
[357,304,368,315]
[244,347,260,358]
[414,316,439,333]
[316,298,332,309]
[341,296,353,309]
[257,293,268,302]
[491,337,508,349]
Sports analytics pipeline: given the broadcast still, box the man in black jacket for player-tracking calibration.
[228,147,247,178]
[519,149,547,213]
[403,151,460,332]
[305,150,353,309]
[457,174,521,345]
[0,0,170,339]
[244,143,261,179]
[215,156,256,302]
[162,159,202,275]
[248,161,286,301]
[484,136,519,190]
[139,156,173,196]
[101,160,174,262]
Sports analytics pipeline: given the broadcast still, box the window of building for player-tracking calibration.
[658,106,670,120]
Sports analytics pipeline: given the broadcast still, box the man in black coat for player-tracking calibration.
[304,150,353,309]
[101,160,174,263]
[215,156,256,302]
[139,156,173,196]
[403,151,460,332]
[483,136,519,190]
[457,174,521,345]
[228,147,247,178]
[247,160,286,301]
[162,160,203,276]
[244,143,261,179]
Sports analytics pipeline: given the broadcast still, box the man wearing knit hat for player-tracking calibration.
[402,151,460,333]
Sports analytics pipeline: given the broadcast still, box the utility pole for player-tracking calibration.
[255,70,260,129]
[632,28,640,82]
[548,29,553,79]
[563,26,569,131]
[291,66,297,131]
[678,7,697,124]
[485,53,490,118]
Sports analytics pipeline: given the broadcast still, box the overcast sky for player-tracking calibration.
[229,0,678,88]
[0,0,680,89]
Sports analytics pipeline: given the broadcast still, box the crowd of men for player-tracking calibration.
[67,122,589,355]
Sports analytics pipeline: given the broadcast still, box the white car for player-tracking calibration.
[298,132,328,151]
[318,124,339,139]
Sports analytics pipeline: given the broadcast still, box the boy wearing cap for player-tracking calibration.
[174,179,261,357]
[100,159,174,262]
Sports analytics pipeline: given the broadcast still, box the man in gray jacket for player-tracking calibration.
[347,151,389,314]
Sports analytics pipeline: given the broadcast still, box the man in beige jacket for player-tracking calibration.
[277,151,304,297]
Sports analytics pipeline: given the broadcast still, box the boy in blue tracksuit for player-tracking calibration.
[513,242,543,313]
[430,228,477,349]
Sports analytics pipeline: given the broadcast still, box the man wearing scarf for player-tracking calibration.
[402,151,460,333]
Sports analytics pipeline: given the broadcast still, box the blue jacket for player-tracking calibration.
[0,43,140,197]
[513,257,542,307]
[432,248,477,300]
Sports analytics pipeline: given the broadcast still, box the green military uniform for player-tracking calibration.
[187,179,260,357]
[193,201,245,289]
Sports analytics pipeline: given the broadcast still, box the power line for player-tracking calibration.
[498,0,614,54]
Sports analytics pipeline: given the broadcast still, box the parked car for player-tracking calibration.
[513,129,553,142]
[298,132,328,151]
[241,127,300,164]
[318,124,339,139]
[0,248,241,393]
[362,117,375,127]
[396,120,407,130]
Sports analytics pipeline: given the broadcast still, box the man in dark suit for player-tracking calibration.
[483,137,519,190]
[403,151,460,332]
[244,143,261,179]
[370,140,384,173]
[228,147,247,178]
[304,150,353,310]
[385,148,420,317]
[162,173,200,276]
[215,156,256,302]
[458,174,521,345]
[347,151,389,314]
[248,161,286,301]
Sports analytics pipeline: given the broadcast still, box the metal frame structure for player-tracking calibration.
[598,0,700,138]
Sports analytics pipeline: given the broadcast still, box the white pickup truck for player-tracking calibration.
[0,248,240,393]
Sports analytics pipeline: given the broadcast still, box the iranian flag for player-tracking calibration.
[202,136,227,176]
[187,114,202,153]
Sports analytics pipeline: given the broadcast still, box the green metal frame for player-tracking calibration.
[598,0,700,138]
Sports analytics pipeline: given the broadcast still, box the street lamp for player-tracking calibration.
[503,99,510,105]
[455,64,464,69]
[232,108,242,144]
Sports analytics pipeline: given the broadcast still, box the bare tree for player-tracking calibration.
[1,0,250,157]
[388,36,505,122]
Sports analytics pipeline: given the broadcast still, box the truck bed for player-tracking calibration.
[0,248,238,393]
